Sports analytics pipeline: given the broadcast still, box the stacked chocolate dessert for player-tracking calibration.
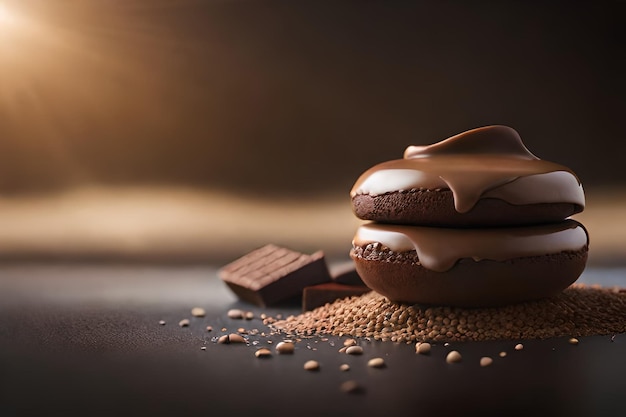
[349,125,589,307]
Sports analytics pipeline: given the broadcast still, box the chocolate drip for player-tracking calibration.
[351,125,583,213]
[352,220,588,272]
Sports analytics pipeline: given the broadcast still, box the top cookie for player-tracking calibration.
[350,125,585,227]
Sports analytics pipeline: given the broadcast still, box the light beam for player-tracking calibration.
[0,2,18,27]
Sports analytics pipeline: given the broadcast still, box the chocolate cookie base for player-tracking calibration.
[350,245,588,307]
[352,190,582,227]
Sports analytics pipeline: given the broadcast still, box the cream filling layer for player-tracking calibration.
[352,220,588,272]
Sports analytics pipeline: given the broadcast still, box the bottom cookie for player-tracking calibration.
[350,220,589,307]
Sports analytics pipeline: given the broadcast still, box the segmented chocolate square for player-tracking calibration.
[219,244,332,307]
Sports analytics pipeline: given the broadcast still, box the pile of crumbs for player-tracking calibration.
[270,284,626,343]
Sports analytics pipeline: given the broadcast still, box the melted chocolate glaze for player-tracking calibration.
[352,220,589,272]
[351,125,584,213]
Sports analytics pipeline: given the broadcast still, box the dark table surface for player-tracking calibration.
[1,263,625,417]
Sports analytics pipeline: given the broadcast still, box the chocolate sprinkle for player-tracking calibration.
[272,284,626,343]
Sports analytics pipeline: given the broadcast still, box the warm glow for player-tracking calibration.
[0,2,18,27]
[0,1,177,190]
[0,3,8,22]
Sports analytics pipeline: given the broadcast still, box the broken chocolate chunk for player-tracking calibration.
[219,244,332,307]
[302,282,371,311]
[330,261,365,286]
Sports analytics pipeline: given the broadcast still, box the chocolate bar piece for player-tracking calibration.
[302,282,371,311]
[219,244,332,307]
[330,261,365,286]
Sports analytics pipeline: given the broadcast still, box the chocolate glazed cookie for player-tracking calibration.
[350,125,585,227]
[350,220,589,307]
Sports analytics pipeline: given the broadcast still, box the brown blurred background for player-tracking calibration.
[0,0,624,264]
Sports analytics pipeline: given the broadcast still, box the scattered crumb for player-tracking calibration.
[340,380,362,394]
[479,357,493,367]
[367,357,385,368]
[446,351,462,364]
[415,342,431,354]
[227,309,244,319]
[173,280,625,389]
[346,346,364,355]
[275,341,295,354]
[218,333,246,344]
[254,348,272,358]
[304,360,320,371]
[343,338,357,347]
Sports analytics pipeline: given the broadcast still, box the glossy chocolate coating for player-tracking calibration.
[351,125,584,225]
[353,220,588,272]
